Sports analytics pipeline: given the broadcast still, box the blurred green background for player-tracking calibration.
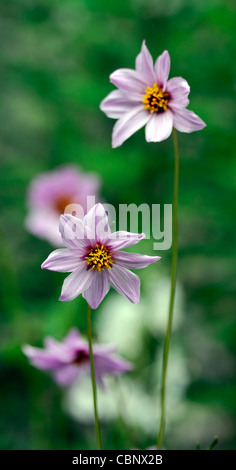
[0,0,236,450]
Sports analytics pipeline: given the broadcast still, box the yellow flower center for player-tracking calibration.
[142,83,169,114]
[85,243,114,272]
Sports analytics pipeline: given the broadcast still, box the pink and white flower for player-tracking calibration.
[41,203,161,309]
[100,41,206,147]
[25,165,101,246]
[23,328,132,387]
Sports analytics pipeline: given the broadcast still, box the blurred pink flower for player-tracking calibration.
[41,203,161,309]
[23,328,132,387]
[25,165,101,246]
[100,41,206,147]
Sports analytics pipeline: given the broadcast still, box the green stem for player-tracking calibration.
[87,304,102,450]
[157,127,179,449]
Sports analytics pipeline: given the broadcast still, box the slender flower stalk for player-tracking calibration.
[100,40,206,451]
[157,128,179,449]
[87,304,102,450]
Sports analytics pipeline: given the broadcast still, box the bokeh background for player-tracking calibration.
[0,0,236,450]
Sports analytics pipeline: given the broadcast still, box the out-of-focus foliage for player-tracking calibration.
[0,0,235,450]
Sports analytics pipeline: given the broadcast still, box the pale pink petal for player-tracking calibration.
[93,344,117,355]
[59,265,95,301]
[93,354,133,385]
[113,251,161,269]
[167,77,190,109]
[53,364,80,385]
[173,108,206,133]
[27,165,98,210]
[25,166,101,247]
[84,203,111,244]
[25,209,63,246]
[63,328,83,345]
[112,106,150,148]
[22,345,63,369]
[100,90,137,119]
[109,265,140,303]
[59,214,92,249]
[135,40,156,85]
[41,248,84,272]
[82,270,110,309]
[155,50,170,91]
[108,231,146,250]
[43,337,77,362]
[42,338,76,363]
[110,68,147,94]
[145,110,174,142]
[135,50,142,73]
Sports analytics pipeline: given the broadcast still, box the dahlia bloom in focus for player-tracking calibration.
[23,328,132,387]
[100,41,206,147]
[42,203,161,309]
[25,165,100,246]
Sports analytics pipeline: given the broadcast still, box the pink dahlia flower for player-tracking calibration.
[23,328,132,387]
[100,41,206,147]
[41,203,161,309]
[25,165,100,246]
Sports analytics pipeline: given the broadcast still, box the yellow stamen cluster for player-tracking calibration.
[85,243,113,272]
[142,83,169,114]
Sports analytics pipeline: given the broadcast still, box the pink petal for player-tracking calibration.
[112,106,150,148]
[167,77,190,109]
[113,251,161,269]
[145,110,174,142]
[93,355,133,377]
[41,248,84,272]
[135,50,143,73]
[27,165,99,210]
[108,231,146,250]
[53,364,79,386]
[100,90,137,118]
[59,214,92,249]
[84,203,111,244]
[109,265,140,303]
[22,345,63,369]
[155,50,170,91]
[63,328,82,344]
[25,209,63,247]
[82,270,110,309]
[135,40,156,85]
[93,344,117,355]
[110,68,147,94]
[59,265,95,301]
[173,108,206,133]
[43,337,76,362]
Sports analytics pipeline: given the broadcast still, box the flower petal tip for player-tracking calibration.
[141,39,147,49]
[162,49,170,57]
[111,137,120,149]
